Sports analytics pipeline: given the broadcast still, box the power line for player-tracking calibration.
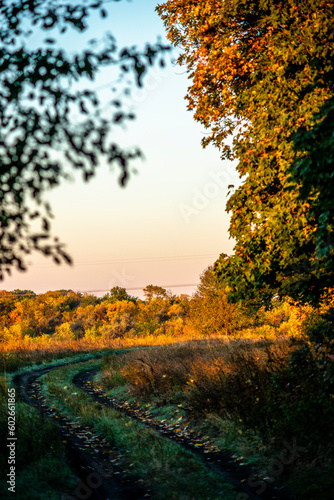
[4,283,199,297]
[29,254,219,269]
[83,283,199,294]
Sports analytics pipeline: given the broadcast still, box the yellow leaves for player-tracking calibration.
[193,4,201,16]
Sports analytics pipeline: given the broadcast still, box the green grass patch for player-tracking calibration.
[5,349,112,381]
[41,360,238,500]
[0,377,77,500]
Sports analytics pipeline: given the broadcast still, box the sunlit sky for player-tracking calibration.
[4,0,240,299]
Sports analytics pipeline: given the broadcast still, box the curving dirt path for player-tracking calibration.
[12,359,294,500]
[14,365,149,500]
[74,368,293,500]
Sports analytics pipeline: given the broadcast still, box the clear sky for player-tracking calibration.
[3,0,240,299]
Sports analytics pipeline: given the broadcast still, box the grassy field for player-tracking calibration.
[96,337,334,499]
[41,360,239,499]
[0,294,333,499]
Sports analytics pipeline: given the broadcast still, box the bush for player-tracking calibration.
[187,343,291,428]
[269,340,334,447]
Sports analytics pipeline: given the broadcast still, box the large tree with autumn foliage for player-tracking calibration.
[157,0,334,305]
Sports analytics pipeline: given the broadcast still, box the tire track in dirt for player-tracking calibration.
[74,369,292,500]
[14,365,150,500]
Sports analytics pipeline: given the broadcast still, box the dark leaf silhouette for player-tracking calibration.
[0,0,170,278]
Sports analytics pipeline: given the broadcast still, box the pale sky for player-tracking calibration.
[3,0,240,299]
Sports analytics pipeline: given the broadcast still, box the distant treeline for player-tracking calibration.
[0,267,320,344]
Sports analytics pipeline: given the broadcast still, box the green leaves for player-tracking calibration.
[290,98,334,267]
[158,0,334,306]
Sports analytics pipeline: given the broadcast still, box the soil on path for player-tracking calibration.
[14,366,149,500]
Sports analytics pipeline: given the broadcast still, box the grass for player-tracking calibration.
[0,351,131,499]
[0,307,300,375]
[40,360,238,500]
[0,294,332,499]
[0,376,77,500]
[98,338,334,500]
[0,339,129,374]
[98,340,285,466]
